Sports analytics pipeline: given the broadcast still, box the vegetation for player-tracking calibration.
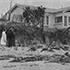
[46,27,70,47]
[0,21,70,47]
[23,6,46,44]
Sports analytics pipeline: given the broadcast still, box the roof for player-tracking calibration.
[5,4,70,14]
[45,6,70,13]
[7,4,38,14]
[7,4,58,13]
[45,8,58,13]
[57,6,70,12]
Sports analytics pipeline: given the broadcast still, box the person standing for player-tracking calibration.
[0,29,7,50]
[6,27,15,48]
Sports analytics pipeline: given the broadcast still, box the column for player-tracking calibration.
[62,11,64,28]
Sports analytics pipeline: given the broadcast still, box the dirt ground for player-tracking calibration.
[0,46,70,70]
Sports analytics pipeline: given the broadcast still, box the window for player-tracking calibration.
[55,16,62,23]
[64,16,67,26]
[46,16,49,25]
[69,17,70,23]
[12,15,23,22]
[12,15,17,22]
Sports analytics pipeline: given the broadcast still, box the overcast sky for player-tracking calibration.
[0,0,70,16]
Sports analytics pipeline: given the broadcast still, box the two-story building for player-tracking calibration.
[3,4,70,30]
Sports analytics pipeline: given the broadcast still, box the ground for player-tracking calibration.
[0,46,70,70]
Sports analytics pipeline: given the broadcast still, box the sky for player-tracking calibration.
[1,0,70,17]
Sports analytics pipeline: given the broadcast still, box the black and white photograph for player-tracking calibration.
[0,0,70,70]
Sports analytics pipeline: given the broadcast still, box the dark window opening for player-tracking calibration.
[46,16,49,25]
[64,16,67,26]
[55,16,62,23]
[69,17,70,23]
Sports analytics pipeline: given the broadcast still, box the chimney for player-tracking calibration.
[10,1,12,9]
[61,5,63,8]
